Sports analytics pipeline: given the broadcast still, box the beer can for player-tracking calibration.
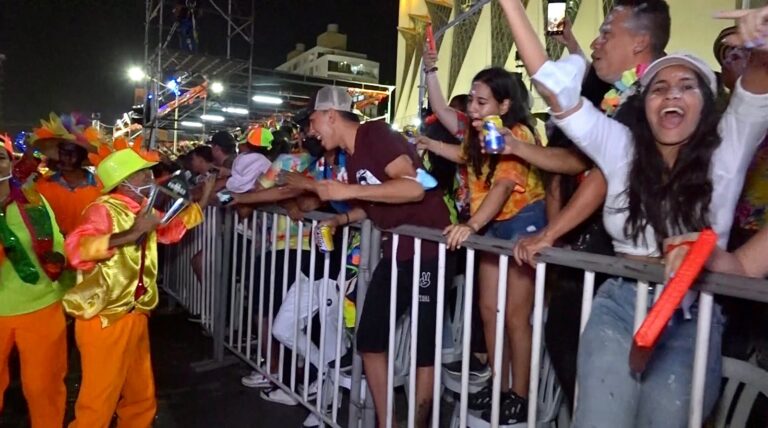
[403,125,419,144]
[315,225,335,253]
[482,115,505,154]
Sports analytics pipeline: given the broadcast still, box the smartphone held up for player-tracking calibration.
[546,0,567,36]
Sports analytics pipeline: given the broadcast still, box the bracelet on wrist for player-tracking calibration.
[344,212,350,225]
[665,241,694,254]
[424,66,438,74]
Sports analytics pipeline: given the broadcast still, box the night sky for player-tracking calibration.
[0,0,398,133]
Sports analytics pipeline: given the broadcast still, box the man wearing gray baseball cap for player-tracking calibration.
[305,85,451,427]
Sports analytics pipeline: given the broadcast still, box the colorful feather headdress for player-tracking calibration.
[1,134,11,155]
[30,113,101,159]
[88,135,160,167]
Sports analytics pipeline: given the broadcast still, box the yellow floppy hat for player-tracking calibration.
[97,149,157,194]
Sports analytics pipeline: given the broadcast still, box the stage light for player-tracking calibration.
[127,66,146,82]
[181,121,203,128]
[252,95,283,105]
[210,81,224,94]
[200,114,225,122]
[222,107,249,115]
[166,79,180,96]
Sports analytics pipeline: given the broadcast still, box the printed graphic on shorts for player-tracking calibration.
[356,169,382,186]
[419,272,432,289]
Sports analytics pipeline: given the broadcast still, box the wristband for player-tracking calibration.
[344,212,350,225]
[665,240,694,254]
[424,66,438,74]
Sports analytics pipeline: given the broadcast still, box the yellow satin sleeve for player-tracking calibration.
[78,235,113,262]
[179,203,203,229]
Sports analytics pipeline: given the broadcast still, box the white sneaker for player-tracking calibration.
[260,386,299,406]
[241,371,270,388]
[302,411,325,427]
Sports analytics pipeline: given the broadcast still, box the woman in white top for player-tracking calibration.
[498,1,768,426]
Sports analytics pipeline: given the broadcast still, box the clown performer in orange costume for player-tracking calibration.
[0,134,71,427]
[64,138,215,428]
[31,113,102,237]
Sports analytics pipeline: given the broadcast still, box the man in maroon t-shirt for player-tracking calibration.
[306,86,450,427]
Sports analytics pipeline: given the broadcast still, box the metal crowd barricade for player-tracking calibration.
[161,206,768,428]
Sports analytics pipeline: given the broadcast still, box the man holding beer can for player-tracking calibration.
[305,85,451,427]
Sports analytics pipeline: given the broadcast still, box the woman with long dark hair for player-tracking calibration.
[499,0,768,425]
[418,66,546,423]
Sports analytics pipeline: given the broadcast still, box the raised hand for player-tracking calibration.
[715,6,768,51]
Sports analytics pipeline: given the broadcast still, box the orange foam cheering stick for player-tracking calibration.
[425,23,436,53]
[629,228,718,373]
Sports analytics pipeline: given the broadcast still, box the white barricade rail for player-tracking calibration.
[161,207,768,428]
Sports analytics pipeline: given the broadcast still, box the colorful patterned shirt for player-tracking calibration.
[734,135,768,230]
[463,124,545,221]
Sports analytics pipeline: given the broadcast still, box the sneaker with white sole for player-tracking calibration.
[241,371,270,388]
[260,386,298,406]
[302,410,330,427]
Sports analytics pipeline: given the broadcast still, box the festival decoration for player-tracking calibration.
[30,113,100,160]
[0,185,65,284]
[88,135,160,193]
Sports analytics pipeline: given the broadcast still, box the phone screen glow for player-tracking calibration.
[547,3,566,33]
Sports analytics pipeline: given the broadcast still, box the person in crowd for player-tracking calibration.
[723,25,768,248]
[209,131,238,196]
[497,0,670,407]
[500,1,768,426]
[31,113,101,236]
[418,104,468,223]
[417,67,545,423]
[186,145,218,317]
[300,85,450,428]
[712,21,768,364]
[715,26,752,99]
[511,0,672,262]
[64,141,215,427]
[209,130,237,170]
[233,126,339,401]
[226,126,273,194]
[0,135,70,428]
[188,145,215,178]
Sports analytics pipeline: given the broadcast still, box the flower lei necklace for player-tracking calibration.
[600,63,649,117]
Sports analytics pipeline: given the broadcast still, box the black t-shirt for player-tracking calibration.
[347,121,450,261]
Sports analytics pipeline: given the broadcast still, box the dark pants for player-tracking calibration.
[544,265,610,412]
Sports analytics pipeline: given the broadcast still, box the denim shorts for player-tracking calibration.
[484,199,547,241]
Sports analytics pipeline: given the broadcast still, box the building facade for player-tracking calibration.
[277,24,381,84]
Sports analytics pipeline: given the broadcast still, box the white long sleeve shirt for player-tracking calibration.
[554,79,768,256]
[226,152,271,193]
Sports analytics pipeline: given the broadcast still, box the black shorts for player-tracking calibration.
[253,248,343,318]
[356,258,440,367]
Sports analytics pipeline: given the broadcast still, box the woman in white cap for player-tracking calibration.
[498,0,768,426]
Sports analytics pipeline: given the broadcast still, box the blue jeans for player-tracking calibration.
[573,277,724,428]
[485,199,546,241]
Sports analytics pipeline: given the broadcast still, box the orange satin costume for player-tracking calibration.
[36,170,101,236]
[64,193,202,428]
